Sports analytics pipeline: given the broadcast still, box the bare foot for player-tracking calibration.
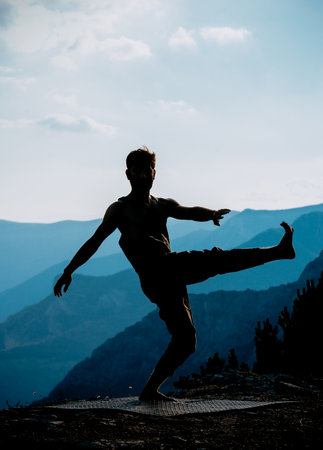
[139,390,177,402]
[278,221,295,259]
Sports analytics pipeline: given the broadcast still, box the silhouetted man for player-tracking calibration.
[54,147,295,401]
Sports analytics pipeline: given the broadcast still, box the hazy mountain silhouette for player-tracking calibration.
[189,211,323,293]
[0,270,155,408]
[172,203,323,252]
[0,218,107,292]
[1,204,321,293]
[44,250,323,403]
[1,208,322,322]
[0,215,230,293]
[0,252,129,323]
[1,248,322,409]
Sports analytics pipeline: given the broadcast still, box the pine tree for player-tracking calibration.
[278,275,323,375]
[253,318,283,374]
[200,351,225,376]
[226,348,239,370]
[240,361,250,372]
[253,273,323,376]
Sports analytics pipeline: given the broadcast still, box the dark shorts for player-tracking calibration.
[138,247,224,338]
[140,247,224,293]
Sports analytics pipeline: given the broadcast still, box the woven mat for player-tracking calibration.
[48,397,289,417]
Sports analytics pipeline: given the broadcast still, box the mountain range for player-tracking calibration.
[0,269,154,409]
[1,203,322,408]
[1,204,322,322]
[0,212,228,292]
[1,246,322,409]
[189,211,323,293]
[45,250,323,403]
[2,203,322,293]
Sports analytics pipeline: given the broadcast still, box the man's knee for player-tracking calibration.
[173,326,196,356]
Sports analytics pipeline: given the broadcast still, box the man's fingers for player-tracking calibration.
[54,273,72,297]
[213,210,230,218]
[217,208,231,215]
[54,283,59,296]
[54,284,62,297]
[213,208,231,226]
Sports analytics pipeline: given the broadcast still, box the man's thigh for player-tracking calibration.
[157,286,195,337]
[140,275,195,337]
[164,248,224,285]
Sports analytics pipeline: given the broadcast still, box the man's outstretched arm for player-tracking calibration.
[166,199,230,226]
[54,203,119,297]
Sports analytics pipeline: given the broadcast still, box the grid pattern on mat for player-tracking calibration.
[47,397,290,417]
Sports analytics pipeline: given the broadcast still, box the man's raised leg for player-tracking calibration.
[174,221,295,285]
[215,221,295,275]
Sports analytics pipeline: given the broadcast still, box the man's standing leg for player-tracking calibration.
[139,284,196,402]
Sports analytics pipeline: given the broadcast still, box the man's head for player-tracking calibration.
[126,146,156,192]
[126,146,156,170]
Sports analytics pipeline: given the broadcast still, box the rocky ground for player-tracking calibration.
[1,371,322,449]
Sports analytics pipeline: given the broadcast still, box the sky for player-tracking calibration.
[1,0,323,223]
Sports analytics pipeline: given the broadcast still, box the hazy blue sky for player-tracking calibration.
[1,0,322,222]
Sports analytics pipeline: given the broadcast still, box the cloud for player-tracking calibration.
[168,25,251,51]
[69,33,152,61]
[39,0,163,15]
[168,26,197,49]
[50,93,78,108]
[35,0,83,13]
[0,65,15,73]
[49,32,152,71]
[39,114,117,135]
[98,36,151,61]
[0,0,160,57]
[50,33,152,69]
[0,118,35,128]
[0,114,117,135]
[0,1,15,28]
[200,26,251,44]
[149,99,196,114]
[51,54,77,71]
[0,75,35,87]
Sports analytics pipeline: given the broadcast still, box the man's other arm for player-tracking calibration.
[54,202,120,297]
[165,199,230,226]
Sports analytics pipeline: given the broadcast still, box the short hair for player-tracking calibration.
[126,146,156,169]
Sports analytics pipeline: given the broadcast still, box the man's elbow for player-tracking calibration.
[85,234,103,253]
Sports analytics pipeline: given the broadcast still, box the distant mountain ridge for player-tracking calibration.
[189,211,323,293]
[1,208,323,323]
[172,203,323,251]
[0,213,231,293]
[0,269,155,409]
[1,203,322,292]
[0,252,130,323]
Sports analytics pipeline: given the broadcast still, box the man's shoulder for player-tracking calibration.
[116,196,128,204]
[103,199,127,217]
[155,197,180,207]
[112,196,134,207]
[153,197,180,216]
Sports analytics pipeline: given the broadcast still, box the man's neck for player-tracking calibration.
[128,189,151,203]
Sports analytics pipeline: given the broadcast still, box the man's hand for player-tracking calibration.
[212,209,231,226]
[54,271,72,297]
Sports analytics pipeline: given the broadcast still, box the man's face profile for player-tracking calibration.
[126,163,156,191]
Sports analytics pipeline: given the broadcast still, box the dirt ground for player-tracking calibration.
[1,372,323,449]
[0,397,322,449]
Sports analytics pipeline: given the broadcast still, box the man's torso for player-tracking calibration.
[115,195,173,274]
